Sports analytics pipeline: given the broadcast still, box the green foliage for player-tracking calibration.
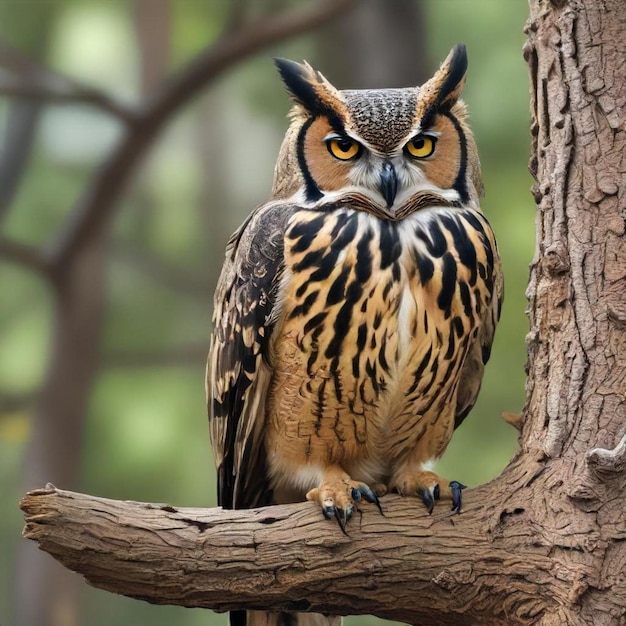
[0,2,534,625]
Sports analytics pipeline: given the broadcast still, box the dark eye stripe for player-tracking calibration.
[440,111,469,204]
[297,118,323,202]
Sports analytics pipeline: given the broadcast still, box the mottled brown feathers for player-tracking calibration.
[341,89,418,152]
[209,201,297,508]
[208,46,502,625]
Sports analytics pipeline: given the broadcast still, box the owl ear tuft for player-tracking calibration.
[419,44,468,124]
[274,58,319,109]
[435,44,468,107]
[274,58,344,122]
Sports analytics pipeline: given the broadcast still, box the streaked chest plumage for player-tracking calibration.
[209,45,500,539]
[265,206,497,489]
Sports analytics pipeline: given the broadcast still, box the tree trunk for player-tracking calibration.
[15,239,106,626]
[521,0,626,621]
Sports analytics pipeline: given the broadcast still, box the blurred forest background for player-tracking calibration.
[0,1,533,625]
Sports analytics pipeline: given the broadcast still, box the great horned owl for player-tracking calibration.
[207,44,502,626]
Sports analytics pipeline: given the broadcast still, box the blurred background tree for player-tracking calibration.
[0,1,532,625]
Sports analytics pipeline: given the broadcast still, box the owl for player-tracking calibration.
[207,44,502,626]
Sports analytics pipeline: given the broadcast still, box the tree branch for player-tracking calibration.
[111,239,209,297]
[0,101,42,221]
[22,454,601,626]
[586,434,626,476]
[0,42,139,123]
[49,0,357,269]
[0,76,140,123]
[0,236,51,276]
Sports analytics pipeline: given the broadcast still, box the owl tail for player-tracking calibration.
[235,610,342,626]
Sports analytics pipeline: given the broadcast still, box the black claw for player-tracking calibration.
[322,485,380,533]
[418,487,435,514]
[333,506,351,535]
[334,508,345,532]
[356,484,384,515]
[450,481,466,513]
[433,484,441,500]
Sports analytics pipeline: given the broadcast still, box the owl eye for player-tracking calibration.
[404,135,437,159]
[326,136,362,161]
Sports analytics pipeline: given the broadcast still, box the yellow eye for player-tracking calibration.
[405,135,436,159]
[326,137,361,161]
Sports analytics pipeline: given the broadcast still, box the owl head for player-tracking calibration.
[272,44,483,218]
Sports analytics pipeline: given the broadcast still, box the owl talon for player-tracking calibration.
[307,475,379,530]
[343,503,355,522]
[418,487,436,514]
[353,484,383,515]
[334,505,353,535]
[394,470,466,513]
[450,481,466,513]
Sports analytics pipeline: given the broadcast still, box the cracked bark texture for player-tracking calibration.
[522,0,626,623]
[19,1,626,624]
[16,473,596,626]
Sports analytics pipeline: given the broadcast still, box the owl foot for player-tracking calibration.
[306,476,382,534]
[392,470,466,514]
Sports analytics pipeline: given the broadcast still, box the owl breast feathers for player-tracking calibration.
[207,44,503,532]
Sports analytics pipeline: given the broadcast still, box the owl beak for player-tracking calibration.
[379,160,398,209]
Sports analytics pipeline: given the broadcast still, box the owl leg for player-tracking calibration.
[306,468,382,533]
[391,469,466,513]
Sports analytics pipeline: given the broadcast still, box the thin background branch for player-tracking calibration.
[0,0,357,281]
[111,240,209,298]
[48,0,357,270]
[0,41,139,123]
[0,237,51,276]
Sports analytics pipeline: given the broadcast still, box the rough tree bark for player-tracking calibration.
[19,0,626,624]
[520,1,626,620]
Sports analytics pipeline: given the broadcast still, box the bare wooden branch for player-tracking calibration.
[111,239,208,297]
[0,236,51,276]
[0,42,139,123]
[501,411,524,431]
[0,76,140,123]
[21,462,583,626]
[20,434,626,625]
[586,434,626,476]
[50,0,357,267]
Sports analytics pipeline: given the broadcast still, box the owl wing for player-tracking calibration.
[207,201,296,509]
[453,216,504,429]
